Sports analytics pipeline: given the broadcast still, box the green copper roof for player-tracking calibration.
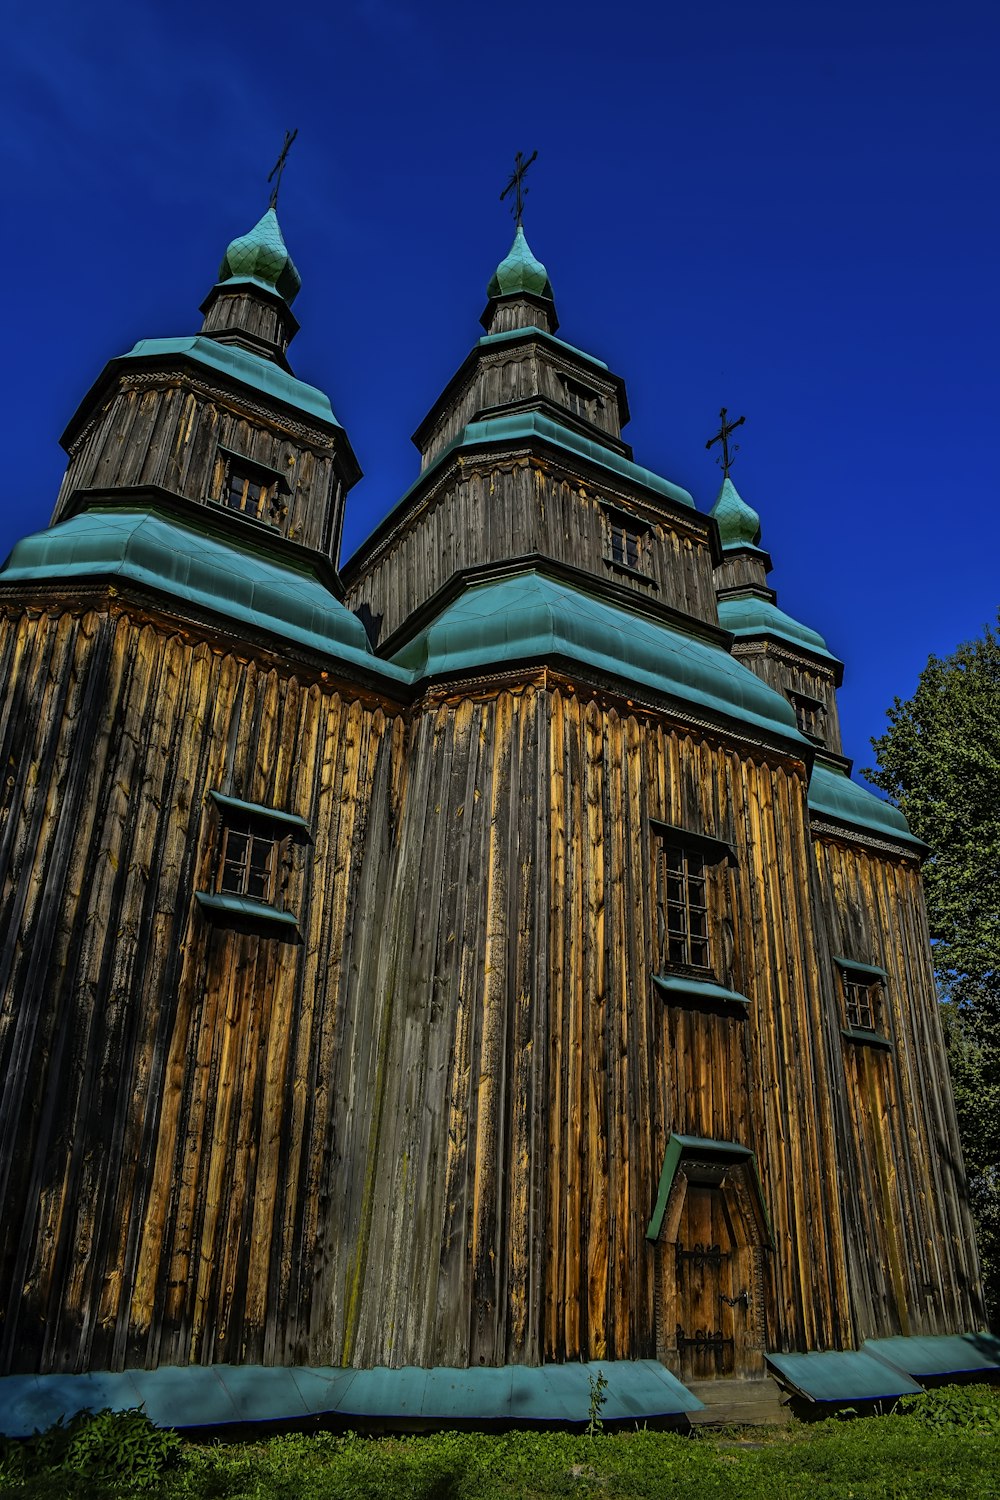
[121,335,338,425]
[218,208,301,305]
[711,476,763,550]
[487,226,554,301]
[393,570,808,745]
[808,760,924,849]
[477,326,608,371]
[718,593,839,663]
[0,1359,700,1436]
[0,505,408,684]
[404,410,694,513]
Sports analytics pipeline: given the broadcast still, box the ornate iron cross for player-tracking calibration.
[500,149,538,225]
[706,407,746,477]
[267,128,299,210]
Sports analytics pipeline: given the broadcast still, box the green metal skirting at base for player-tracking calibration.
[767,1332,1000,1402]
[0,1361,701,1437]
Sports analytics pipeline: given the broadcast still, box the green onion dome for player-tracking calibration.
[218,208,302,305]
[487,225,554,301]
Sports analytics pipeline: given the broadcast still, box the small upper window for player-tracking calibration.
[560,376,601,423]
[788,692,825,742]
[610,520,643,571]
[214,448,288,527]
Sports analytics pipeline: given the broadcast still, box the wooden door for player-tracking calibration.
[674,1182,740,1378]
[653,1161,768,1380]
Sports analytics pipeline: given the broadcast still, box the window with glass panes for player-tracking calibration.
[657,843,711,970]
[843,975,880,1033]
[224,464,272,521]
[560,376,600,422]
[610,520,642,570]
[218,818,278,903]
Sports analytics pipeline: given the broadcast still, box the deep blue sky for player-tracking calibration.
[4,0,999,772]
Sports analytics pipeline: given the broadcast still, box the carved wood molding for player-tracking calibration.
[809,816,920,862]
[99,372,337,453]
[729,638,839,683]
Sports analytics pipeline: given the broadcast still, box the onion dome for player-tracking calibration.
[487,226,554,301]
[218,209,301,305]
[711,476,762,550]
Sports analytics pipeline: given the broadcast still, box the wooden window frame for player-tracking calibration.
[601,503,652,580]
[652,823,734,981]
[218,819,280,904]
[559,374,602,423]
[788,690,825,743]
[213,446,289,527]
[834,956,891,1045]
[196,792,312,937]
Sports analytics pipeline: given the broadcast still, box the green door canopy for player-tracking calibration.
[767,1333,1000,1403]
[393,571,808,747]
[645,1134,772,1246]
[717,593,841,665]
[0,505,408,685]
[0,1360,701,1436]
[808,760,925,851]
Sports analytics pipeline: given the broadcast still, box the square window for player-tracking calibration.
[218,818,279,903]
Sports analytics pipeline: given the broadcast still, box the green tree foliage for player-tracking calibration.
[865,615,1000,1325]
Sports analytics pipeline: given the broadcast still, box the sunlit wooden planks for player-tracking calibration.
[810,833,985,1338]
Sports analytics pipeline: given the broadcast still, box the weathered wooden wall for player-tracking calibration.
[0,600,405,1374]
[729,643,843,755]
[0,598,982,1378]
[417,342,624,470]
[810,834,985,1339]
[345,459,719,646]
[56,377,345,560]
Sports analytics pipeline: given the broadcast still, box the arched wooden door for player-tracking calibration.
[649,1139,771,1381]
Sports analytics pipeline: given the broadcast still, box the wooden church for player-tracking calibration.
[0,170,995,1429]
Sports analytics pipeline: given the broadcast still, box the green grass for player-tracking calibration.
[0,1385,997,1499]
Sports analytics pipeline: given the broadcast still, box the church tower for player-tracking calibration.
[0,178,993,1431]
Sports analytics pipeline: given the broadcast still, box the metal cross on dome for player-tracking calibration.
[706,407,746,477]
[267,128,299,210]
[500,149,538,225]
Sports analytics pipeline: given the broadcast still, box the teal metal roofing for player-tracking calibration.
[717,593,839,663]
[392,571,807,745]
[766,1349,923,1402]
[0,506,408,684]
[121,336,337,425]
[864,1333,1000,1378]
[808,761,924,850]
[406,411,693,512]
[477,325,609,371]
[0,1360,700,1435]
